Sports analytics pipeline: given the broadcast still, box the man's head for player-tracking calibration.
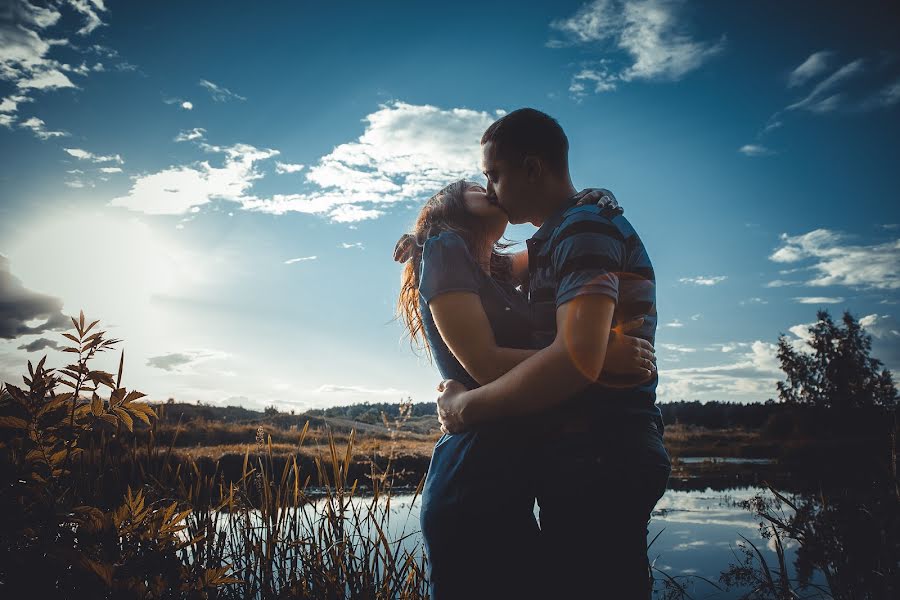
[480,108,571,225]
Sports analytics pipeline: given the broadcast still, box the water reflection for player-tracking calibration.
[329,486,811,599]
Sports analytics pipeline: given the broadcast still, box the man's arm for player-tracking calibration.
[439,294,615,429]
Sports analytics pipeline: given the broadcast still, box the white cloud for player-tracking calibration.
[738,144,773,157]
[181,100,193,110]
[739,297,768,305]
[284,256,317,264]
[770,229,900,290]
[787,50,833,88]
[174,127,206,142]
[658,341,781,402]
[550,0,724,97]
[109,142,277,215]
[275,161,305,174]
[786,59,865,114]
[19,116,68,140]
[98,166,122,173]
[242,101,497,221]
[109,102,497,223]
[679,275,727,286]
[793,296,845,304]
[659,343,695,353]
[664,319,684,328]
[64,147,124,163]
[765,279,800,288]
[859,314,900,339]
[690,313,701,320]
[199,78,246,102]
[68,0,108,36]
[340,242,364,250]
[860,76,900,111]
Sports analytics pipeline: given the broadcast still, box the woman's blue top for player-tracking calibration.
[417,231,537,520]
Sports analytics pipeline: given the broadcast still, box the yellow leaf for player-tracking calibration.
[91,394,103,416]
[0,416,29,429]
[112,407,133,431]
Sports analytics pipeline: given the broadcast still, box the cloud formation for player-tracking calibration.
[770,229,900,290]
[0,254,70,340]
[199,79,246,102]
[679,275,727,286]
[787,50,834,88]
[550,0,725,97]
[738,144,773,157]
[113,102,499,223]
[146,349,229,373]
[658,341,781,402]
[0,1,113,130]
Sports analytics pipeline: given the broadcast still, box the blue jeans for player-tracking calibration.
[420,431,544,600]
[535,417,671,599]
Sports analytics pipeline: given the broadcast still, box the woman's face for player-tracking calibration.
[463,183,507,227]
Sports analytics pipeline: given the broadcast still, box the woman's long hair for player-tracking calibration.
[397,179,515,359]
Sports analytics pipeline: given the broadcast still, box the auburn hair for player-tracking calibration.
[396,179,514,358]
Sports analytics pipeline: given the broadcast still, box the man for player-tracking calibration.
[436,108,671,598]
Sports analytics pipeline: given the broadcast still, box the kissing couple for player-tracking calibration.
[394,108,671,599]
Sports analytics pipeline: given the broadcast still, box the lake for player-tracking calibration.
[313,484,821,598]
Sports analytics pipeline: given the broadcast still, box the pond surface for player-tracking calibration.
[351,485,823,598]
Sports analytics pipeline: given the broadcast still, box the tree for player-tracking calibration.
[776,310,897,408]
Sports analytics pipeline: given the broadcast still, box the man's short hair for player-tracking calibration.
[481,108,569,176]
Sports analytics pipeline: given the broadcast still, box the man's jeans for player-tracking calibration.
[536,417,671,599]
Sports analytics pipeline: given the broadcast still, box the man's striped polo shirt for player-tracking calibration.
[525,191,662,427]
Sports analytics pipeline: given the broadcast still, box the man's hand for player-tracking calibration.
[599,317,657,385]
[436,379,469,434]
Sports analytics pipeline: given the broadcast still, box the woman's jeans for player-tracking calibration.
[536,416,671,599]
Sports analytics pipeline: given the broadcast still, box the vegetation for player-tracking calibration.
[0,308,896,598]
[0,312,428,599]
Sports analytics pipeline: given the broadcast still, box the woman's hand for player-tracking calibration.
[573,188,623,217]
[601,317,657,383]
[436,379,469,434]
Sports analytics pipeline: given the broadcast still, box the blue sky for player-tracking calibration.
[2,0,898,410]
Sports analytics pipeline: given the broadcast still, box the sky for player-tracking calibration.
[1,0,899,411]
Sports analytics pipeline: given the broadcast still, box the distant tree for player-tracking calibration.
[776,310,897,409]
[263,404,279,416]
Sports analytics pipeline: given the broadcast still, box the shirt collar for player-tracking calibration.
[531,191,582,241]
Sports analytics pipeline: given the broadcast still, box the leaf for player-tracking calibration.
[112,407,133,431]
[129,406,151,426]
[83,319,100,335]
[123,390,146,403]
[98,413,118,427]
[0,416,29,429]
[91,394,103,416]
[79,310,84,332]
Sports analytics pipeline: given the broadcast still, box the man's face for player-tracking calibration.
[481,141,533,225]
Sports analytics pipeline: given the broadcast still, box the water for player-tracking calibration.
[345,485,822,598]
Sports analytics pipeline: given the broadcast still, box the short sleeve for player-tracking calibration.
[551,210,625,308]
[418,231,481,304]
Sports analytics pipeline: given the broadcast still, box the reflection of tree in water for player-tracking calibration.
[720,480,900,599]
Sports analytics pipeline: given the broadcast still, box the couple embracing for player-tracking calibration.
[394,108,671,599]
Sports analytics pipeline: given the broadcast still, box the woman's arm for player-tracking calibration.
[428,292,656,388]
[429,291,536,386]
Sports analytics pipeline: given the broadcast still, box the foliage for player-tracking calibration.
[776,310,897,409]
[0,311,428,599]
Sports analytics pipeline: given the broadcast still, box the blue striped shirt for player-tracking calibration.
[526,192,662,427]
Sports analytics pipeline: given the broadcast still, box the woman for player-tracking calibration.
[394,180,655,599]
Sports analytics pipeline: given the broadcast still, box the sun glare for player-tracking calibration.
[8,211,198,325]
